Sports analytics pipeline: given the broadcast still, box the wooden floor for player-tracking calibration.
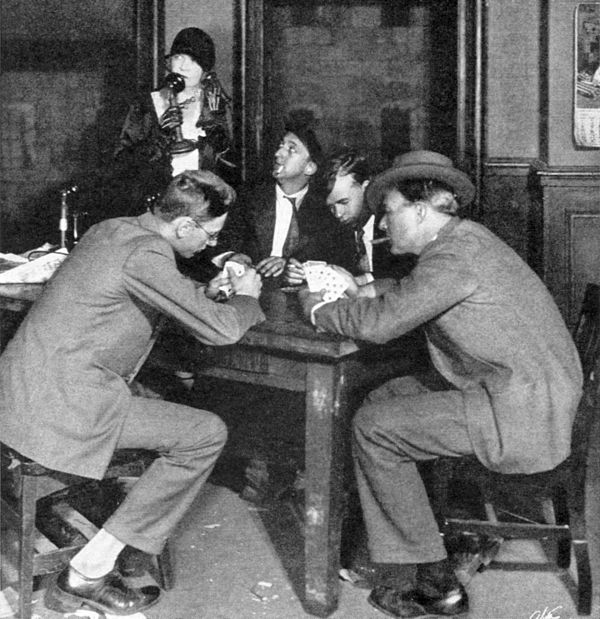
[2,366,600,618]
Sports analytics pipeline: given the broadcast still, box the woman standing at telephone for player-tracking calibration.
[110,27,235,217]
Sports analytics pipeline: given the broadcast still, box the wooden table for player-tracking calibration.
[196,287,423,616]
[0,283,423,617]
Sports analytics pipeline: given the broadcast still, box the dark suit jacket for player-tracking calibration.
[216,181,351,265]
[0,212,264,479]
[313,217,582,475]
[339,220,417,280]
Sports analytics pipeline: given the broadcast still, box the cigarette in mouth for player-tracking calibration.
[370,237,391,245]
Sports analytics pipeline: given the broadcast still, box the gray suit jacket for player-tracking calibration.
[0,212,265,479]
[313,218,582,474]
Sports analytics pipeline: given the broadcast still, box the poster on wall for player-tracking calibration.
[574,3,600,147]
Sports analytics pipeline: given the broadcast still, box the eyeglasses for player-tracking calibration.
[190,218,220,241]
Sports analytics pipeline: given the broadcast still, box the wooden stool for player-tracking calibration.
[430,283,600,616]
[1,444,174,619]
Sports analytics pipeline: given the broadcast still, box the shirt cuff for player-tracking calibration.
[356,272,374,286]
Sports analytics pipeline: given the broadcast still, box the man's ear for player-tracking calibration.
[175,217,194,239]
[304,160,317,177]
[361,179,370,191]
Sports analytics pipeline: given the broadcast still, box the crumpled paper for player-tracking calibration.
[0,244,68,284]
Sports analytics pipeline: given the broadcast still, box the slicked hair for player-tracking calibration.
[326,151,371,194]
[154,172,228,222]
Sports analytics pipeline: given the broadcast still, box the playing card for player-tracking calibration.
[303,261,348,302]
[224,260,246,277]
[303,260,328,292]
[219,261,246,296]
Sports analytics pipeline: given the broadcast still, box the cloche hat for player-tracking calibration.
[366,150,475,210]
[167,28,215,72]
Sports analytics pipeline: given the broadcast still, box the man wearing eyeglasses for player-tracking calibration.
[0,170,264,616]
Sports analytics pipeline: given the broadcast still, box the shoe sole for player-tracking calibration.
[44,580,160,617]
[367,592,469,619]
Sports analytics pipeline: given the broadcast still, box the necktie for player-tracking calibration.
[355,227,370,274]
[282,196,300,256]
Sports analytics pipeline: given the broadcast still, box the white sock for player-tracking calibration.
[69,529,126,579]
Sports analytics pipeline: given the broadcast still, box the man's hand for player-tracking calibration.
[298,287,327,321]
[284,258,305,286]
[329,265,359,298]
[256,256,286,278]
[205,272,230,300]
[230,266,262,299]
[159,105,183,131]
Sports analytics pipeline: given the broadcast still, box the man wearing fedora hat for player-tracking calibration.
[300,150,581,617]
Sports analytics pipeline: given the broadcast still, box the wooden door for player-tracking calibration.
[235,0,484,201]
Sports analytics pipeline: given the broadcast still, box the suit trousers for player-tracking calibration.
[352,372,473,564]
[103,396,227,555]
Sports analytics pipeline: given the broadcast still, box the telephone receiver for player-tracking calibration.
[164,72,196,155]
[165,72,186,95]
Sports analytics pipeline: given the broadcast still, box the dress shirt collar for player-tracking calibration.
[276,182,309,208]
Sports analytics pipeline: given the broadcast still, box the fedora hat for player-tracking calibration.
[366,150,475,211]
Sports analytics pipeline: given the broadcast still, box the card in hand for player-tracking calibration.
[223,260,246,277]
[219,260,246,296]
[303,260,348,302]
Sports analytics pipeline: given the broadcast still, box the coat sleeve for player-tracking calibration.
[313,242,479,343]
[122,239,265,345]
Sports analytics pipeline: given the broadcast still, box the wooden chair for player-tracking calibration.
[431,282,600,616]
[1,445,174,619]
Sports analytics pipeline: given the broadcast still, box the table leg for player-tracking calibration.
[303,361,349,617]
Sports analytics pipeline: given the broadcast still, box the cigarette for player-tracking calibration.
[370,237,391,245]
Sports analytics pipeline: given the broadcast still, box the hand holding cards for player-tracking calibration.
[218,260,247,297]
[303,260,348,303]
[219,260,262,299]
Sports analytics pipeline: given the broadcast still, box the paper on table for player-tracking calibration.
[0,248,68,284]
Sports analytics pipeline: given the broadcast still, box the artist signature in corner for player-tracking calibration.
[529,606,566,619]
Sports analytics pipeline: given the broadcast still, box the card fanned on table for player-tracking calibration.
[303,260,348,303]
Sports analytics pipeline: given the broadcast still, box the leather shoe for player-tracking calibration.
[44,566,160,616]
[117,546,152,578]
[368,583,469,618]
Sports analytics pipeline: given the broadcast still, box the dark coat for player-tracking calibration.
[216,182,352,266]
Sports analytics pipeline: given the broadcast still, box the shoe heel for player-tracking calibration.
[43,584,83,613]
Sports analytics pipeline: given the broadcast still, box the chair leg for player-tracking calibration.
[156,542,174,591]
[573,541,592,616]
[17,475,38,619]
[557,539,571,569]
[430,459,453,528]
